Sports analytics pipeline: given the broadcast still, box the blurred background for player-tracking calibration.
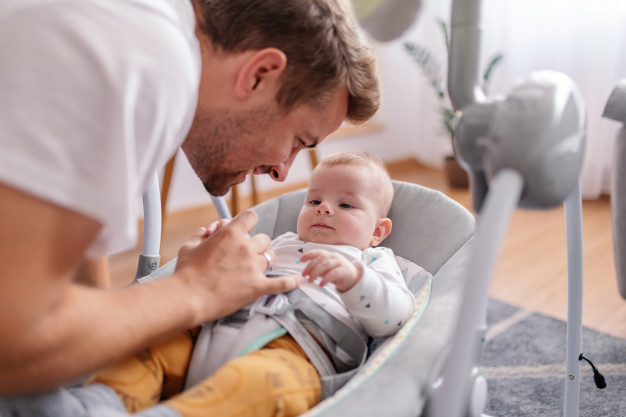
[163,0,626,213]
[111,0,626,341]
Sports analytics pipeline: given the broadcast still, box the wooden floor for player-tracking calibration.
[109,158,626,339]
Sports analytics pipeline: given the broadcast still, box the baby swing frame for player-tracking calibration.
[428,1,594,416]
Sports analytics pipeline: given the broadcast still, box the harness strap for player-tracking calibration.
[274,305,362,398]
[285,289,369,371]
[185,290,369,398]
[271,308,337,377]
[279,289,369,398]
[185,313,287,389]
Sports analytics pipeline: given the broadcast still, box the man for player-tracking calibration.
[0,0,379,398]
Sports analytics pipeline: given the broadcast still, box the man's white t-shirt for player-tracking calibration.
[0,0,201,256]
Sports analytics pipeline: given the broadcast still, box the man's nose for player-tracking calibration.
[268,150,299,182]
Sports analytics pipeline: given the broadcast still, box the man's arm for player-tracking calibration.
[0,184,298,396]
[73,257,110,288]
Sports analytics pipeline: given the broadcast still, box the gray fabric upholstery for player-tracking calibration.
[251,180,476,416]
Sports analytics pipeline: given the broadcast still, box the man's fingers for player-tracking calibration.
[259,249,275,270]
[228,210,258,235]
[261,274,301,294]
[219,210,272,254]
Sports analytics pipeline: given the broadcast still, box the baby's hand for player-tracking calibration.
[203,219,231,236]
[300,249,362,292]
[182,219,231,252]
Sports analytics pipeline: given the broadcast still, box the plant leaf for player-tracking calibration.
[483,52,504,83]
[403,41,444,96]
[437,19,450,53]
[403,19,503,144]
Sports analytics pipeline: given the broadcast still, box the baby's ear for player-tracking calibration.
[370,218,392,247]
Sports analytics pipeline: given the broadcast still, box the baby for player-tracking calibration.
[86,151,416,417]
[270,151,414,342]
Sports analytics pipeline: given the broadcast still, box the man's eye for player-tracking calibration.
[339,203,352,209]
[297,138,315,149]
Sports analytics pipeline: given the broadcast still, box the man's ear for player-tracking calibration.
[234,48,287,101]
[370,218,392,247]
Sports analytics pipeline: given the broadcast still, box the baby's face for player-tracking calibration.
[297,164,384,250]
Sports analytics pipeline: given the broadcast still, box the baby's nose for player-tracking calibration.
[316,204,332,215]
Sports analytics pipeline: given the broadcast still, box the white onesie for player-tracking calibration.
[269,232,416,340]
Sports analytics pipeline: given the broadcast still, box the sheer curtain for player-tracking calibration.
[397,0,626,198]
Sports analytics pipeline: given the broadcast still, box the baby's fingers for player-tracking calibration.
[301,258,325,280]
[206,218,231,235]
[193,218,231,241]
[299,250,323,263]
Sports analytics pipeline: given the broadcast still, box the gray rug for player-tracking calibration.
[483,299,626,416]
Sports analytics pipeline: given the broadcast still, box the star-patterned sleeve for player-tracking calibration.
[339,247,416,338]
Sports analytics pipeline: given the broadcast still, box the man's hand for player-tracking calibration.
[300,249,362,292]
[174,210,301,323]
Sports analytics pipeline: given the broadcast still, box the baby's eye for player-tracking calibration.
[309,200,321,205]
[339,203,353,209]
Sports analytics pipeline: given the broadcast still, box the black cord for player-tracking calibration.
[579,353,607,389]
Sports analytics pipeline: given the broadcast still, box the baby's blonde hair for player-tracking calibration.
[315,151,394,217]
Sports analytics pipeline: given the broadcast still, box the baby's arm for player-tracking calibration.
[339,248,416,338]
[300,248,415,338]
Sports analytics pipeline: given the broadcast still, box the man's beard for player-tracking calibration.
[202,169,243,197]
[182,105,275,196]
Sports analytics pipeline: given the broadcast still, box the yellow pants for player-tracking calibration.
[88,331,321,417]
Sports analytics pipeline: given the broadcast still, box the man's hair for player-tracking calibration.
[317,151,394,216]
[192,0,380,124]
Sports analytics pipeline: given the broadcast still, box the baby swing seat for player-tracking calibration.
[250,180,474,416]
[148,180,475,416]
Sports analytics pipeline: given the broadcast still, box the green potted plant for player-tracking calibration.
[404,19,503,188]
